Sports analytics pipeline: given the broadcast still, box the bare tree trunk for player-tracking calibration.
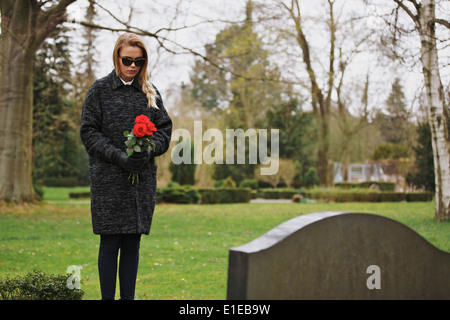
[0,0,76,203]
[0,44,35,202]
[386,0,449,220]
[280,0,331,185]
[417,0,450,221]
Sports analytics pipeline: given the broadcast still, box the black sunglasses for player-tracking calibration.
[119,56,146,67]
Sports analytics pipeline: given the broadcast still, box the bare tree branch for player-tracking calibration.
[433,18,450,30]
[72,18,300,86]
[279,0,323,114]
[406,0,421,12]
[393,0,419,24]
[71,1,313,87]
[33,0,77,51]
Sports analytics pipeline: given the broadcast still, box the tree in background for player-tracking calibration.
[386,0,450,221]
[33,26,80,184]
[304,167,319,188]
[371,143,409,161]
[0,0,76,202]
[274,0,375,186]
[190,1,285,129]
[170,137,196,185]
[262,95,318,184]
[188,0,288,185]
[72,0,98,106]
[384,78,411,144]
[406,123,435,192]
[372,78,414,146]
[71,0,99,185]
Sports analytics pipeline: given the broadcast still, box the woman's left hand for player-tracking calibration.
[131,148,154,166]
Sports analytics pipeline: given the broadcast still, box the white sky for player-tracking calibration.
[67,0,244,96]
[66,0,449,117]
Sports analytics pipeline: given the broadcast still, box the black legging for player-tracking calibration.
[98,234,141,300]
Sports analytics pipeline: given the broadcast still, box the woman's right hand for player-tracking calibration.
[112,151,147,173]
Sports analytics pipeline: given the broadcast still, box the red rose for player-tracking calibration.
[133,123,147,137]
[146,121,157,136]
[135,114,150,124]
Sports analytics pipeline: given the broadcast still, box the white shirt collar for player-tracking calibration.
[120,77,134,86]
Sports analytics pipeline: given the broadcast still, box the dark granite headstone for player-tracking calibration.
[227,211,450,299]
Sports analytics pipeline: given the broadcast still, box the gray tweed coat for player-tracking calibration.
[80,70,172,235]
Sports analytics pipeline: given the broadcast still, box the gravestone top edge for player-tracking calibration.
[230,211,346,254]
[229,211,438,255]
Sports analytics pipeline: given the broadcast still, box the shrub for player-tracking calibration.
[304,167,319,188]
[198,188,251,204]
[157,184,200,204]
[239,179,259,190]
[406,192,434,202]
[0,271,84,300]
[214,176,236,189]
[33,184,44,200]
[197,189,219,204]
[292,194,304,203]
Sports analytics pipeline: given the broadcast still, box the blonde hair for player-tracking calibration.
[113,33,159,109]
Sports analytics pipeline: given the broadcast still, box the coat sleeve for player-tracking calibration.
[80,82,121,163]
[152,87,173,157]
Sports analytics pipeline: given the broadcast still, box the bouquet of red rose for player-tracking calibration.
[123,114,157,183]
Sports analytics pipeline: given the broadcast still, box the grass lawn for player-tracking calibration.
[0,187,448,300]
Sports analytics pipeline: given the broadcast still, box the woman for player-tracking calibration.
[80,33,172,300]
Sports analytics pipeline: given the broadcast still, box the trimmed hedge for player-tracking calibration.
[42,177,80,187]
[334,181,396,191]
[69,192,91,199]
[68,186,252,204]
[198,188,251,204]
[258,188,305,199]
[66,186,433,203]
[305,188,433,202]
[405,192,435,202]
